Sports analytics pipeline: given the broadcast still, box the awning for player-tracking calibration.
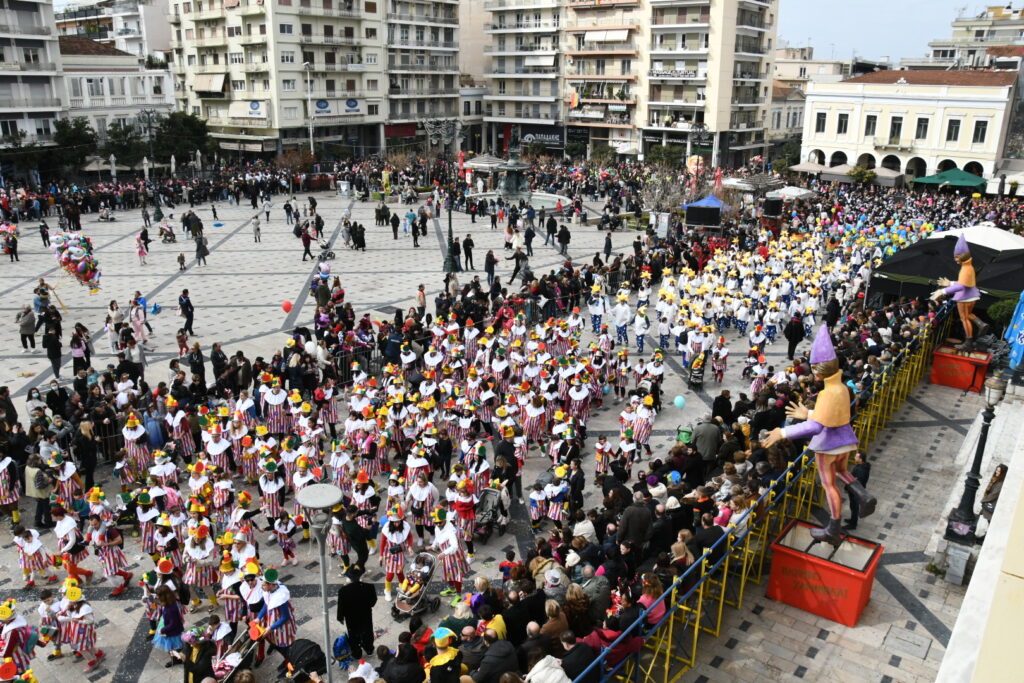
[604,29,629,42]
[821,163,853,181]
[228,100,268,118]
[789,161,826,173]
[584,31,608,43]
[194,73,225,92]
[525,55,555,66]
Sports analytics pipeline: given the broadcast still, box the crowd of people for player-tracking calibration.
[0,152,992,682]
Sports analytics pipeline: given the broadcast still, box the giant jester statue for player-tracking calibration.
[931,233,987,351]
[764,325,877,546]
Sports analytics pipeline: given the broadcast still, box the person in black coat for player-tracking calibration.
[783,313,805,361]
[568,458,585,515]
[379,643,423,683]
[688,513,725,564]
[559,632,598,683]
[711,390,732,423]
[336,566,378,658]
[468,631,518,683]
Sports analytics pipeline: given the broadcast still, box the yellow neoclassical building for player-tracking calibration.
[800,70,1018,180]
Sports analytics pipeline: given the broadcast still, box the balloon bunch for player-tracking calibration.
[51,231,101,290]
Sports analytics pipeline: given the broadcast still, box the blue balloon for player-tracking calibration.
[602,385,611,395]
[673,395,686,410]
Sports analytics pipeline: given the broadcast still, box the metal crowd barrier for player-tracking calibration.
[574,303,952,683]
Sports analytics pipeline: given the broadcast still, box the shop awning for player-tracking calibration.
[525,55,555,66]
[194,73,225,92]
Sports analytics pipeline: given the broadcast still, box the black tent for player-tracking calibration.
[869,232,1024,307]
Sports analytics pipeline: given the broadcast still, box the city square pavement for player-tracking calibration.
[0,190,972,681]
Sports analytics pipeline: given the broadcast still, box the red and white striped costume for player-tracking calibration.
[183,539,218,588]
[263,585,297,648]
[435,521,470,585]
[14,530,52,572]
[379,521,413,576]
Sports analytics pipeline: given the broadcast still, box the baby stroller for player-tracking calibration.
[159,224,177,243]
[687,352,706,391]
[475,486,510,543]
[98,206,116,222]
[317,238,335,261]
[209,622,262,682]
[391,551,441,620]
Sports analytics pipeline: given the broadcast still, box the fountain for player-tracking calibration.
[468,125,572,210]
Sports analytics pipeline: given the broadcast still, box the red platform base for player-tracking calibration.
[930,343,990,393]
[767,519,884,627]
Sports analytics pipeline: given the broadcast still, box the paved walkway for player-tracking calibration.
[0,191,961,682]
[690,382,983,683]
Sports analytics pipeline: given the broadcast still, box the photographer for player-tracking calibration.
[25,453,55,527]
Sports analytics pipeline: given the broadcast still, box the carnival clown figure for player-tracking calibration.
[764,325,877,546]
[931,233,987,351]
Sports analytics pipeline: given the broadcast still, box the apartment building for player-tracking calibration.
[479,0,777,166]
[169,0,386,155]
[55,0,171,60]
[801,70,1017,180]
[383,0,460,151]
[766,79,802,154]
[0,0,65,145]
[59,35,173,142]
[902,4,1024,69]
[773,45,889,89]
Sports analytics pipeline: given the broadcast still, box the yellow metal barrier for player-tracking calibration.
[578,305,953,683]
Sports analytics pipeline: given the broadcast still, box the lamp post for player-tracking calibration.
[444,185,455,274]
[136,108,160,160]
[295,483,344,683]
[304,61,315,156]
[944,375,1007,545]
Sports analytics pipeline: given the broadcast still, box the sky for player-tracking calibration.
[778,0,997,63]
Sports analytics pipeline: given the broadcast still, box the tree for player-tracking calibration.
[522,141,548,160]
[780,140,801,164]
[564,142,586,160]
[646,145,684,170]
[103,121,145,167]
[771,157,790,176]
[51,117,97,171]
[0,131,45,184]
[589,144,616,167]
[639,175,687,214]
[154,112,213,164]
[276,148,314,194]
[848,165,876,184]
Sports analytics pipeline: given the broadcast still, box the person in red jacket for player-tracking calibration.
[579,615,642,669]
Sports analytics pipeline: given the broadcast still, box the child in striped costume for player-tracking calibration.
[272,512,300,567]
[258,462,287,523]
[37,589,63,661]
[431,508,469,595]
[258,570,297,657]
[544,468,569,530]
[262,382,290,436]
[136,493,160,558]
[379,510,413,601]
[594,435,611,476]
[57,587,104,672]
[153,515,183,568]
[13,526,56,588]
[122,413,151,475]
[351,472,377,530]
[85,515,133,597]
[183,526,219,612]
[528,483,547,531]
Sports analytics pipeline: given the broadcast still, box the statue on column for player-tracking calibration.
[931,234,986,351]
[764,325,877,546]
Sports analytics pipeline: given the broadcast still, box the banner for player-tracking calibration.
[520,123,563,148]
[313,98,362,116]
[1005,290,1024,369]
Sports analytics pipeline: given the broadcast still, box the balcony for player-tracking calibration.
[387,38,458,49]
[388,87,459,96]
[227,117,273,128]
[565,69,635,80]
[0,61,57,72]
[484,110,559,123]
[735,14,768,30]
[238,33,267,45]
[873,137,914,152]
[569,0,639,8]
[650,43,709,55]
[648,98,706,107]
[488,66,559,76]
[651,13,710,27]
[565,42,638,54]
[648,68,705,79]
[731,96,765,106]
[194,8,227,20]
[733,70,768,80]
[388,62,458,72]
[194,35,228,47]
[298,34,362,46]
[0,97,61,109]
[568,116,635,129]
[387,12,458,25]
[646,118,696,131]
[168,12,181,23]
[483,44,557,53]
[484,20,561,31]
[305,61,365,72]
[237,2,266,15]
[735,43,767,55]
[0,22,51,35]
[296,5,362,19]
[484,88,560,100]
[240,62,271,72]
[483,0,562,8]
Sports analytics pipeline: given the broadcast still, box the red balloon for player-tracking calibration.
[282,301,292,313]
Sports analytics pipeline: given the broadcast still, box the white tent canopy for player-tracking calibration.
[789,161,826,173]
[464,154,505,171]
[925,223,1024,252]
[766,185,817,200]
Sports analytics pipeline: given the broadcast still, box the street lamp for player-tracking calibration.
[295,483,344,683]
[304,61,315,155]
[944,375,1007,545]
[136,108,160,160]
[444,185,456,274]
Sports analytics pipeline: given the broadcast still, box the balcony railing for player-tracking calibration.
[566,42,637,52]
[483,0,562,8]
[387,12,457,24]
[388,62,458,71]
[0,23,51,35]
[731,96,765,105]
[485,110,558,120]
[566,69,634,78]
[484,44,557,53]
[648,68,703,78]
[0,61,57,71]
[569,0,638,8]
[873,137,914,151]
[298,34,361,45]
[484,21,561,30]
[652,14,710,26]
[297,5,362,19]
[733,70,768,79]
[735,43,767,54]
[489,66,559,74]
[0,97,61,109]
[387,38,458,48]
[388,87,458,96]
[484,88,559,97]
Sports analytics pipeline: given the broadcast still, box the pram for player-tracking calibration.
[475,486,510,543]
[210,621,263,682]
[391,551,441,620]
[687,352,705,391]
[317,239,335,261]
